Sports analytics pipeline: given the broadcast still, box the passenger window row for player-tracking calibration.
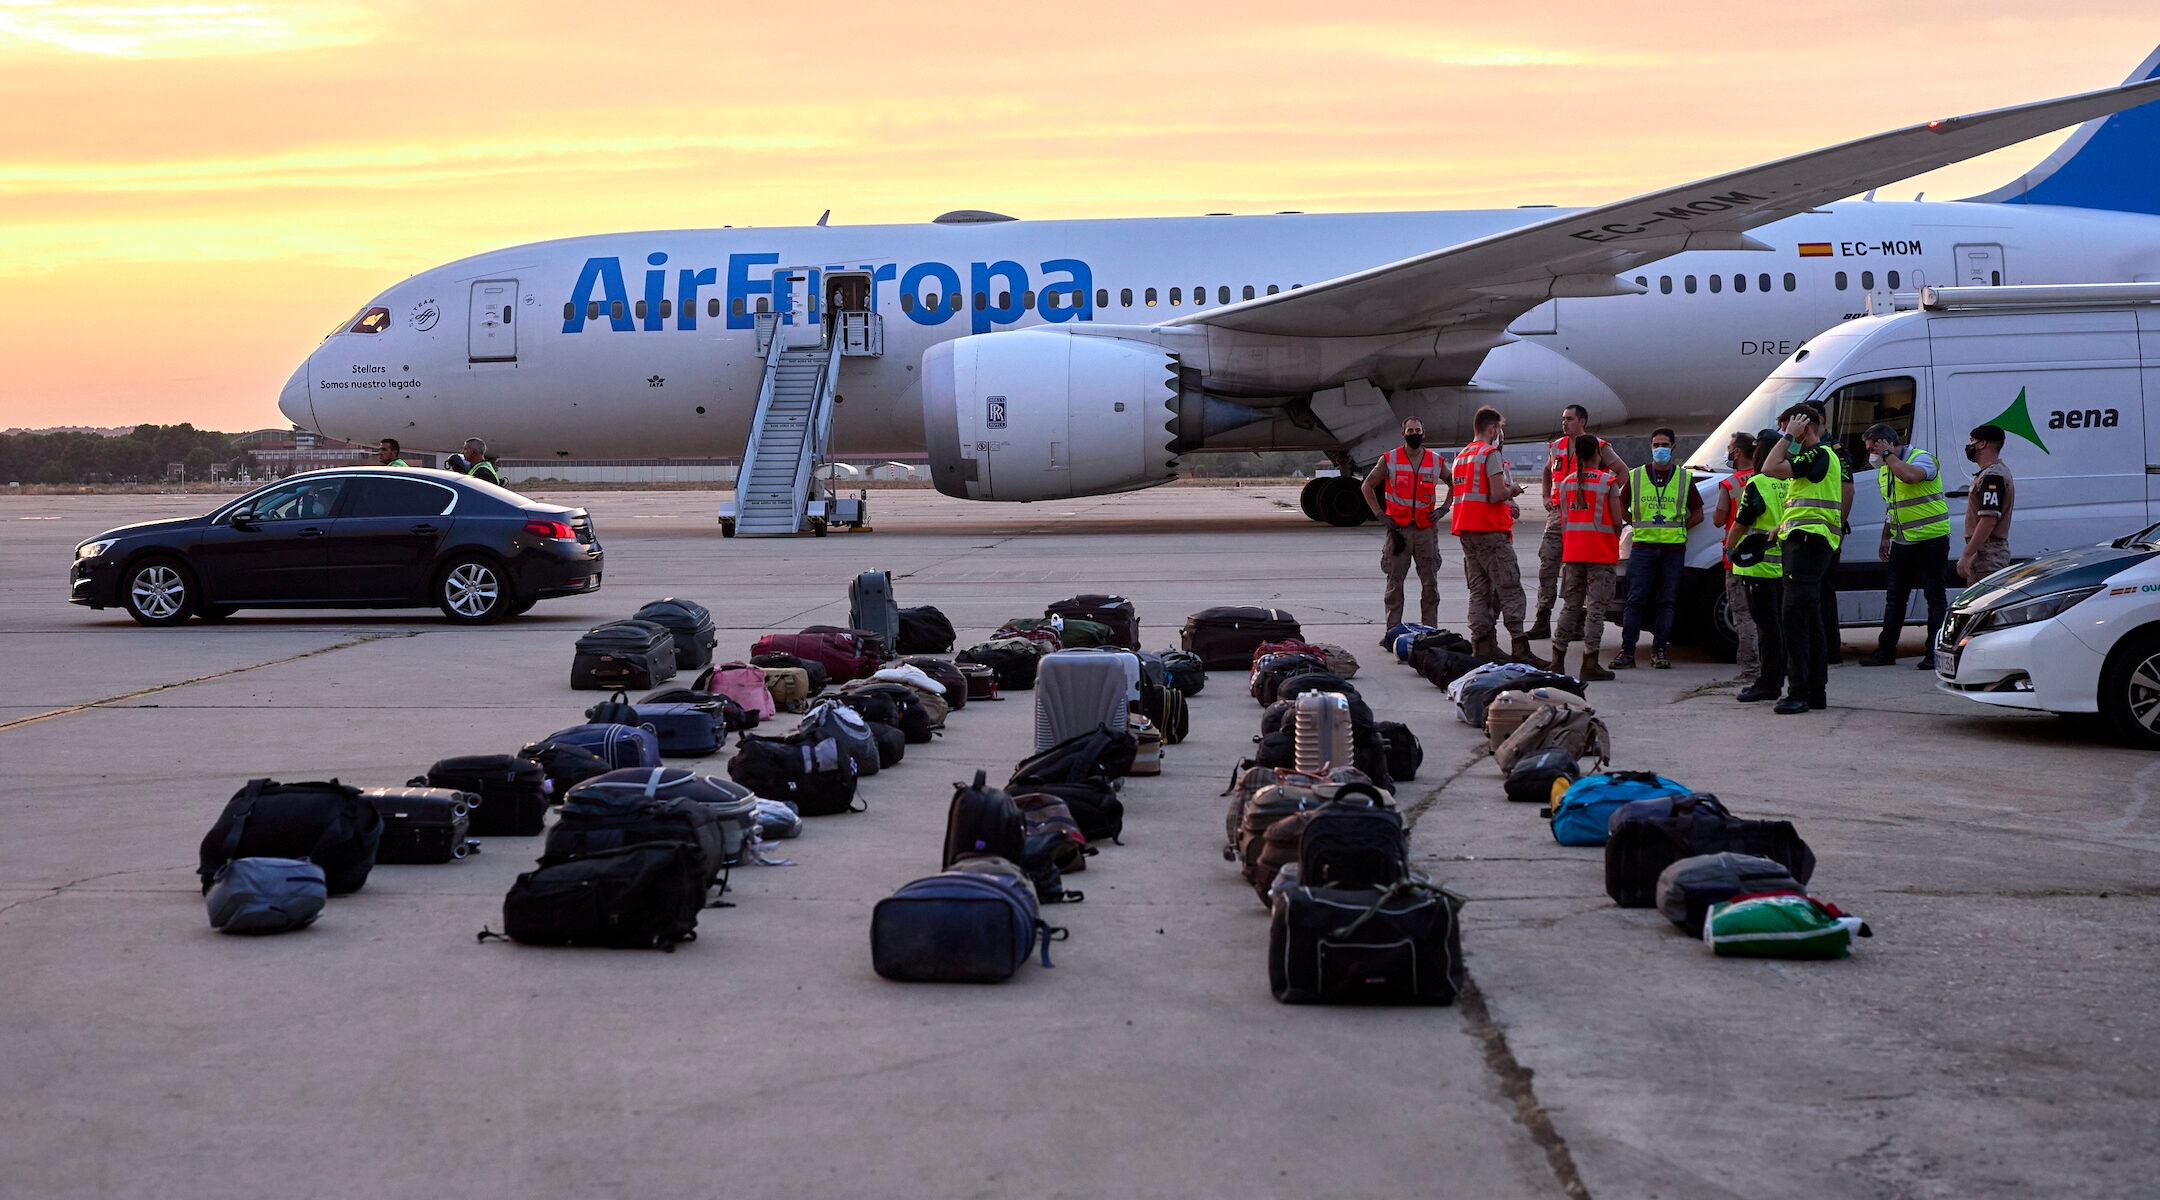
[563,282,1314,322]
[1631,268,1904,296]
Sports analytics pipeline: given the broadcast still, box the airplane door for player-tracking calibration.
[468,279,518,361]
[773,266,820,336]
[1952,244,2006,288]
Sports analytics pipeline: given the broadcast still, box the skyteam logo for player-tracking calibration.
[560,253,1095,336]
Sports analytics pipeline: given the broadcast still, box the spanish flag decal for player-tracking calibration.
[1798,243,1833,258]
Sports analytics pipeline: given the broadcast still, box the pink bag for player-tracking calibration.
[699,661,777,721]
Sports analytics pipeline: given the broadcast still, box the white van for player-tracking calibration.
[1676,281,2160,658]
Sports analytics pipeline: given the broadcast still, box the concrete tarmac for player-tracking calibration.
[1,486,2153,1200]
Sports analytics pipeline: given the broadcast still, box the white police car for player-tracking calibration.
[1937,525,2160,746]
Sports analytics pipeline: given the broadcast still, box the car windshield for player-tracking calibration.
[1688,375,1824,471]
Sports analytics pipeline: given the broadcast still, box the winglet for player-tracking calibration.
[1965,46,2160,214]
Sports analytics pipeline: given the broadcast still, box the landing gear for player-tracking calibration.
[1304,474,1373,527]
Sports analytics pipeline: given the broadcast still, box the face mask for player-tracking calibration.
[1651,446,1672,466]
[1725,455,1739,470]
[1867,451,1883,467]
[1964,444,1980,462]
[1403,433,1424,451]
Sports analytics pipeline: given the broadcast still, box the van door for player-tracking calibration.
[1818,374,1921,625]
[2140,307,2160,522]
[468,279,518,361]
[1929,309,2145,559]
[1952,244,2006,287]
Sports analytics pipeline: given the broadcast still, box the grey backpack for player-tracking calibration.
[205,857,327,934]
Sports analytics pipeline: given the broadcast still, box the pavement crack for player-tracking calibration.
[0,633,407,735]
[1456,976,1593,1200]
[0,867,175,919]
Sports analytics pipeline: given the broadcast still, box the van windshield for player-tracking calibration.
[1688,376,1823,470]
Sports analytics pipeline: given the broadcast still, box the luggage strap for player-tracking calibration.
[1036,921,1070,968]
[642,767,667,799]
[1329,879,1464,940]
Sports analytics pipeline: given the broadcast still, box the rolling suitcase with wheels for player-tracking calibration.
[1292,691,1355,774]
[633,598,717,671]
[360,786,476,863]
[848,571,900,650]
[571,620,678,690]
[422,755,551,837]
[1045,595,1141,649]
[1181,606,1301,671]
[1033,650,1134,750]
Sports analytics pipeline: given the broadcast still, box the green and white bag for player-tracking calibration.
[1703,894,1870,959]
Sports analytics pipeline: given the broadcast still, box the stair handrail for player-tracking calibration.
[735,323,795,528]
[795,342,846,517]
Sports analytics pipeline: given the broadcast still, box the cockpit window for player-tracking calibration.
[349,307,391,335]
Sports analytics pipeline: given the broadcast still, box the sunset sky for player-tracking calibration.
[2,2,2155,432]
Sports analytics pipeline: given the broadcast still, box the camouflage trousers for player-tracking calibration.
[1964,537,2013,583]
[1554,561,1615,651]
[1726,569,1761,681]
[1535,511,1566,615]
[1458,530,1526,639]
[1380,522,1443,629]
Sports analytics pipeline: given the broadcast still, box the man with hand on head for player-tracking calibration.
[1763,404,1840,714]
[1363,417,1450,630]
[1860,422,1949,668]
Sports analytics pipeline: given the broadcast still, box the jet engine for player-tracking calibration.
[923,330,1264,502]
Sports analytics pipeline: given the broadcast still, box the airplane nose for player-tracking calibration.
[278,358,315,431]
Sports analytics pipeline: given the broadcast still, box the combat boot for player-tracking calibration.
[1470,632,1503,661]
[1578,649,1616,682]
[1510,633,1549,670]
[1526,609,1552,641]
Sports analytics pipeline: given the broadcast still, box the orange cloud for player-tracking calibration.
[0,1,2154,430]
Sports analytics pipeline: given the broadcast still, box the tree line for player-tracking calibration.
[0,425,257,485]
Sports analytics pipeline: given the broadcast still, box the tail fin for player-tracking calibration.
[1965,46,2160,214]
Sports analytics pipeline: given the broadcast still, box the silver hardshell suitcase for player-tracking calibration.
[1293,691,1355,774]
[1033,649,1135,750]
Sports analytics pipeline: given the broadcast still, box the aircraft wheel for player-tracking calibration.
[1299,477,1326,522]
[1320,476,1373,527]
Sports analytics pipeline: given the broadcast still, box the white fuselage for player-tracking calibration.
[283,202,2160,460]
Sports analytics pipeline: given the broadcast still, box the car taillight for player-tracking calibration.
[524,519,574,540]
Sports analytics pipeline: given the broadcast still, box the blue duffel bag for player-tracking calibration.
[871,859,1066,983]
[544,722,662,769]
[205,857,327,934]
[1550,771,1691,847]
[1381,622,1435,659]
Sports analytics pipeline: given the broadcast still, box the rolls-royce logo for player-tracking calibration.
[408,300,440,332]
[986,396,1007,429]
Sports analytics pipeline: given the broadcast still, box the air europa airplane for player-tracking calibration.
[282,49,2160,532]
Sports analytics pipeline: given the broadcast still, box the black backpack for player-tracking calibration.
[1505,746,1580,804]
[903,656,969,710]
[517,740,614,798]
[199,778,382,896]
[1378,721,1423,783]
[1605,795,1817,908]
[868,720,906,769]
[1299,784,1409,890]
[545,770,729,885]
[799,701,883,777]
[943,770,1025,868]
[957,642,1040,690]
[1143,686,1189,745]
[1159,649,1207,695]
[1255,728,1296,768]
[498,842,705,950]
[897,606,958,655]
[1275,671,1359,706]
[1022,777,1124,844]
[726,732,863,816]
[853,683,935,743]
[833,687,901,728]
[1252,654,1329,706]
[584,687,641,726]
[1010,725,1139,788]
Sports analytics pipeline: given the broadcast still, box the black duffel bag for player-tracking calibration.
[1418,648,1481,690]
[897,606,958,655]
[545,769,729,884]
[199,778,382,895]
[1605,794,1816,908]
[957,642,1040,690]
[499,842,705,950]
[1270,880,1464,1005]
[1016,776,1124,845]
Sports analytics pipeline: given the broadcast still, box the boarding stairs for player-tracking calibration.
[723,301,882,537]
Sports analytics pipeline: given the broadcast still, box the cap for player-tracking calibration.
[1731,531,1774,567]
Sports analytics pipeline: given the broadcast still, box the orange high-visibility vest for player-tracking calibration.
[1716,468,1755,568]
[1450,440,1513,533]
[1547,435,1610,491]
[1560,468,1623,563]
[1381,445,1442,528]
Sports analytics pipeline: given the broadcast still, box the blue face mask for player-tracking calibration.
[1651,446,1673,466]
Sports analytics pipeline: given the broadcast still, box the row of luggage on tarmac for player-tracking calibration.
[1375,625,1874,958]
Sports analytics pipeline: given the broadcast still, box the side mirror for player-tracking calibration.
[229,506,256,530]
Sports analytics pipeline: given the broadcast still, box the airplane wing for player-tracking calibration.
[1175,76,2160,339]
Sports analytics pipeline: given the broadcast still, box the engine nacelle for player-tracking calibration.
[923,330,1182,501]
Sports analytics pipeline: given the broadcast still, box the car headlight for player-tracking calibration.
[1972,585,2103,633]
[76,538,117,560]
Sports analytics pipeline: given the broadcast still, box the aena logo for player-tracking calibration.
[1982,387,2121,456]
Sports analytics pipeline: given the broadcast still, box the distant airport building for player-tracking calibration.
[238,428,397,474]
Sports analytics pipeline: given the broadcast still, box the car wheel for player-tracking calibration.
[121,557,196,627]
[2099,629,2160,749]
[1684,573,1740,663]
[196,604,237,621]
[436,556,512,624]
